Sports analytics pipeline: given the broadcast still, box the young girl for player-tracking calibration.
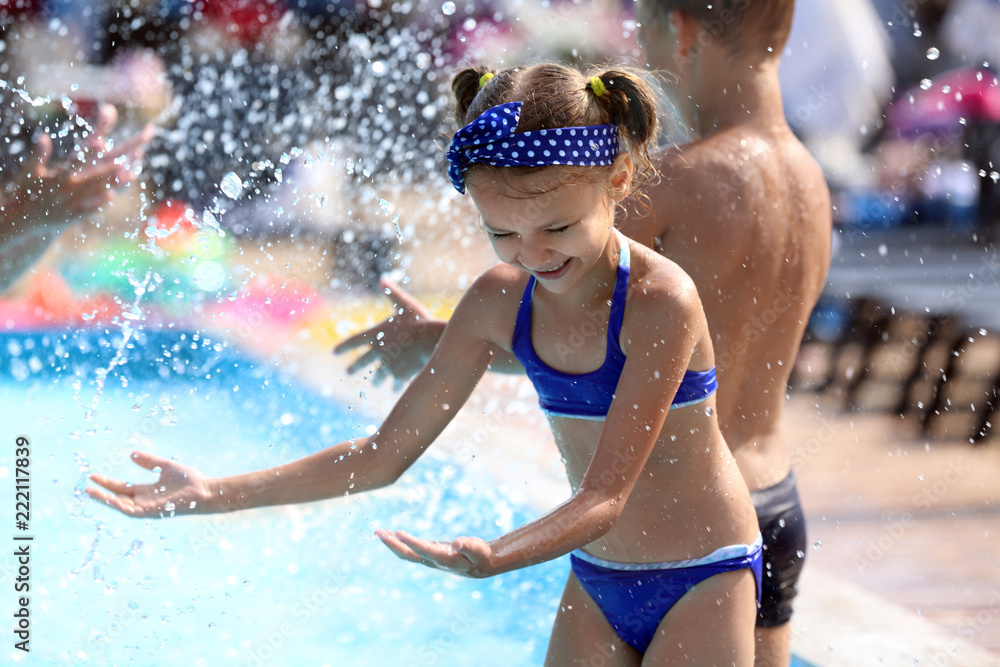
[88,62,762,665]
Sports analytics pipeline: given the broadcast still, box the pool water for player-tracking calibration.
[1,328,822,666]
[0,329,567,665]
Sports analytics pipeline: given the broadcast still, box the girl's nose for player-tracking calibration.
[517,243,554,271]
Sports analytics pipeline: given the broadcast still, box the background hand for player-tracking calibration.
[23,104,154,227]
[333,277,445,389]
[376,529,494,578]
[86,451,215,518]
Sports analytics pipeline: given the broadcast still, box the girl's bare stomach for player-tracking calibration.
[548,405,759,564]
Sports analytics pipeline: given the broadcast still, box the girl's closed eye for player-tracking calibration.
[546,224,573,234]
[488,230,513,240]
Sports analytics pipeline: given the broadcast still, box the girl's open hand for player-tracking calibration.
[376,529,494,579]
[86,451,215,518]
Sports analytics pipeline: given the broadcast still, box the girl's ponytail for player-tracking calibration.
[452,66,495,125]
[588,69,658,147]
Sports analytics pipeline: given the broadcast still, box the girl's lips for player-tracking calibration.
[533,259,571,281]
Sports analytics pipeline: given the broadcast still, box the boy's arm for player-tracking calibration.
[334,278,525,385]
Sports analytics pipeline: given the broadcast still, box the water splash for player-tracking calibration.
[69,451,107,580]
[220,172,244,200]
[85,270,153,425]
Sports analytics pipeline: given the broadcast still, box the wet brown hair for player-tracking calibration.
[644,0,796,61]
[450,62,661,200]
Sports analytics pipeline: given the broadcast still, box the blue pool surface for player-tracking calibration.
[0,328,567,665]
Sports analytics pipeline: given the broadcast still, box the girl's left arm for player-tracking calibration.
[380,278,702,577]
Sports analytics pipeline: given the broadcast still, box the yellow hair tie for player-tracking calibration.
[479,72,495,88]
[589,76,606,97]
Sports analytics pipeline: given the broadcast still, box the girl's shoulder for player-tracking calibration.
[619,239,710,357]
[463,264,532,313]
[625,239,701,311]
[448,264,531,340]
[473,262,532,294]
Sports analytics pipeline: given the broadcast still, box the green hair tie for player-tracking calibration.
[589,76,607,97]
[479,72,495,88]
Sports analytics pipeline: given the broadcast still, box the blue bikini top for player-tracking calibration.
[511,241,718,420]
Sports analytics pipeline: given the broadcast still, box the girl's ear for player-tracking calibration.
[608,153,634,203]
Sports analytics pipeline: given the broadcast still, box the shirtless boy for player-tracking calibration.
[336,2,832,664]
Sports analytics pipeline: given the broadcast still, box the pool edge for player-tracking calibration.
[792,566,1000,666]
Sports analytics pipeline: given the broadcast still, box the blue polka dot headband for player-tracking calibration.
[446,101,620,194]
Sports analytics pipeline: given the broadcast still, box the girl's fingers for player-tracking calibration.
[375,529,425,563]
[129,450,172,473]
[85,486,141,516]
[87,473,136,496]
[451,537,486,562]
[394,531,457,565]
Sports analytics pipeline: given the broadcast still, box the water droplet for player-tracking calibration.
[878,244,887,257]
[920,78,932,90]
[704,406,714,416]
[812,540,822,550]
[796,550,805,558]
[926,47,940,61]
[219,172,243,199]
[442,1,456,15]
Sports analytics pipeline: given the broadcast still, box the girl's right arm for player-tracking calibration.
[86,269,516,518]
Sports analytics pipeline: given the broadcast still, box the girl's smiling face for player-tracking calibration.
[468,155,632,294]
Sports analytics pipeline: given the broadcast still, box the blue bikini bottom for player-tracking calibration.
[569,534,763,653]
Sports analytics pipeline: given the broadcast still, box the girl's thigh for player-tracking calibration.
[642,569,757,667]
[545,572,642,667]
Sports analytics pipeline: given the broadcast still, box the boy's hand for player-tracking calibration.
[334,278,444,389]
